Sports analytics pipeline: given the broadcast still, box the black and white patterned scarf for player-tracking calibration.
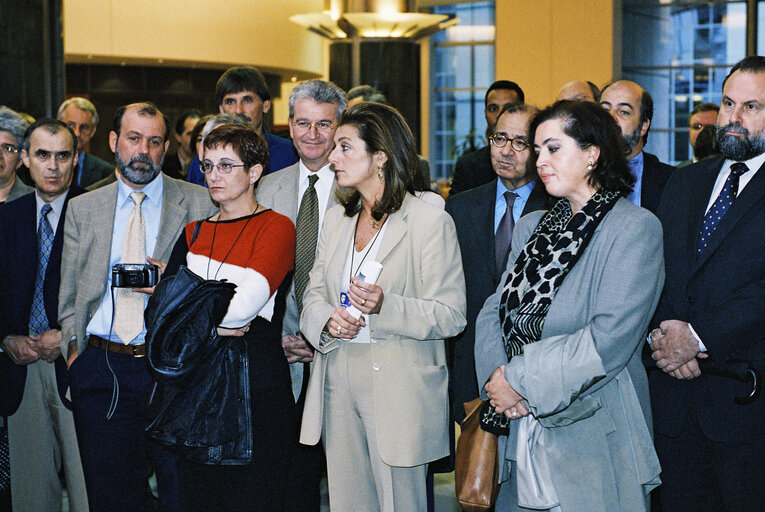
[480,189,621,434]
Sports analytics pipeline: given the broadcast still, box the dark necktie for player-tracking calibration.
[294,174,320,311]
[495,191,518,277]
[697,162,749,255]
[28,203,54,335]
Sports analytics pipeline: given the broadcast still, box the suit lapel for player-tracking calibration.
[685,158,724,267]
[279,165,300,222]
[693,158,765,272]
[154,175,186,258]
[469,186,497,280]
[523,181,550,215]
[375,195,409,267]
[325,213,357,302]
[93,183,118,263]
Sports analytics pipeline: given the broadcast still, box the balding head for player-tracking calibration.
[556,80,600,102]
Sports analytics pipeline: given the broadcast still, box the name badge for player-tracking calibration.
[339,291,351,308]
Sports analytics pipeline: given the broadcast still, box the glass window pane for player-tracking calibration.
[623,1,746,165]
[430,1,495,180]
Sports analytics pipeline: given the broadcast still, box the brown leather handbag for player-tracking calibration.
[455,398,501,511]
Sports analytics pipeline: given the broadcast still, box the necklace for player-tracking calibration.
[350,213,387,282]
[206,207,257,280]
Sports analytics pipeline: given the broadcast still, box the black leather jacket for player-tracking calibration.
[144,265,253,465]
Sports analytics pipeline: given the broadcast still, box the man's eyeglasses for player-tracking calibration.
[0,144,19,155]
[489,134,530,151]
[200,161,246,174]
[292,119,334,133]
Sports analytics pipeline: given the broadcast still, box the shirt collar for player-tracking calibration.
[77,151,85,170]
[628,151,644,174]
[116,171,164,208]
[35,188,69,214]
[298,160,334,185]
[721,151,765,176]
[495,177,537,203]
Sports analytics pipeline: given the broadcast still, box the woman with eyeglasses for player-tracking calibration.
[298,102,466,510]
[160,124,297,511]
[475,100,663,511]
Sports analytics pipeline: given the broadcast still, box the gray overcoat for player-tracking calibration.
[475,198,663,512]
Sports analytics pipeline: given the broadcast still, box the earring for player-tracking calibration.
[250,176,256,184]
[377,167,384,183]
[586,160,594,171]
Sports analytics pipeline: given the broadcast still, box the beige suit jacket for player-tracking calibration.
[256,163,340,399]
[299,193,467,466]
[58,174,217,357]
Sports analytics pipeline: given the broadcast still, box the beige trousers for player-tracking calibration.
[322,341,427,512]
[8,360,89,512]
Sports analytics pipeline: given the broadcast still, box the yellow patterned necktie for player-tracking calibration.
[114,192,146,344]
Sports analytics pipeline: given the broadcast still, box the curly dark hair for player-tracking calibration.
[527,100,635,196]
[203,124,269,171]
[335,102,417,220]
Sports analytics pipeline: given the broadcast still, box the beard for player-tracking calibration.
[115,145,164,185]
[716,123,765,161]
[621,125,642,154]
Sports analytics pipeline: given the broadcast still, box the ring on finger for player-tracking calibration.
[360,298,367,306]
[336,326,342,336]
[511,410,518,418]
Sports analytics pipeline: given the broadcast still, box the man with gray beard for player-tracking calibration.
[600,80,675,214]
[647,56,765,512]
[58,102,216,511]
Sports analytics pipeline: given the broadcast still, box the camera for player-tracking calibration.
[112,263,159,288]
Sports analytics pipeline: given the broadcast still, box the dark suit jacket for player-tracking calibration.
[161,151,185,180]
[449,146,494,196]
[445,179,552,421]
[0,185,84,416]
[79,152,114,189]
[640,151,675,214]
[650,156,765,443]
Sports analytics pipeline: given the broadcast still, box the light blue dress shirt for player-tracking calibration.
[493,179,537,234]
[86,174,164,344]
[627,151,644,207]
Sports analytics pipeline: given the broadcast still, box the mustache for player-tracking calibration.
[718,123,748,136]
[126,154,154,168]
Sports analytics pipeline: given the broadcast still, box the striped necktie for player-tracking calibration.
[294,174,320,311]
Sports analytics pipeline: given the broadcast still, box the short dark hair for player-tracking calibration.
[112,102,170,142]
[347,85,388,105]
[527,100,635,197]
[203,124,269,171]
[690,102,719,119]
[638,88,653,144]
[216,67,271,107]
[485,80,525,106]
[586,81,601,102]
[22,118,77,154]
[336,102,418,220]
[174,109,202,136]
[723,56,765,89]
[494,103,539,127]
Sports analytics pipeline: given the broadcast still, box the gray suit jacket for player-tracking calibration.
[5,177,33,203]
[299,194,467,465]
[255,162,340,400]
[475,198,663,511]
[58,174,216,356]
